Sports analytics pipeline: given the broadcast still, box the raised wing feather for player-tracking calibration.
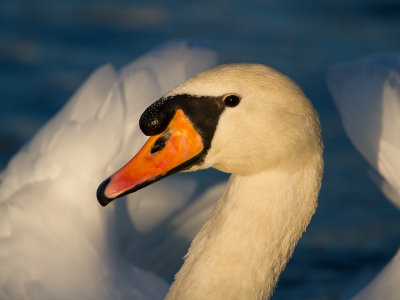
[327,53,400,300]
[0,41,218,299]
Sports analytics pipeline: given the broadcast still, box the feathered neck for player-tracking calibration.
[165,154,323,300]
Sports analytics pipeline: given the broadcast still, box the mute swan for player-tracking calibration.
[98,63,324,299]
[0,42,220,299]
[327,53,400,300]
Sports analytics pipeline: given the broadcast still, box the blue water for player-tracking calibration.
[1,0,400,299]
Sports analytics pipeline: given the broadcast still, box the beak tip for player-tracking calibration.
[97,177,112,207]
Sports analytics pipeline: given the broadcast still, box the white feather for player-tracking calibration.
[327,53,400,209]
[327,53,400,300]
[0,41,219,300]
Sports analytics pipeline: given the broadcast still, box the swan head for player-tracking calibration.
[97,63,322,206]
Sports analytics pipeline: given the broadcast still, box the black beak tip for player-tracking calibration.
[96,177,112,207]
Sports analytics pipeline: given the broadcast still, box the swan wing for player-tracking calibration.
[327,53,400,300]
[0,41,217,299]
[327,53,400,209]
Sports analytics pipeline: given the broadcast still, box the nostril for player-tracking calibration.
[150,132,171,154]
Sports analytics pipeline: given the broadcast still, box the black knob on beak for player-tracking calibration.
[139,97,177,136]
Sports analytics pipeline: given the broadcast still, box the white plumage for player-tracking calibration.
[327,53,400,300]
[159,63,323,299]
[0,42,220,299]
[0,41,325,300]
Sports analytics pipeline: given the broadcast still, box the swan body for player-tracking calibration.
[327,53,400,300]
[0,42,218,299]
[98,64,324,299]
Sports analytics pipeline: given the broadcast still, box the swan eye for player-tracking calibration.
[223,94,241,107]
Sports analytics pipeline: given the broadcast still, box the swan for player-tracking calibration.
[97,63,324,299]
[0,42,221,299]
[327,53,400,300]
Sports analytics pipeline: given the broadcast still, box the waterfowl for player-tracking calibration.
[98,63,324,299]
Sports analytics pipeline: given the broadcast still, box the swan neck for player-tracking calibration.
[166,160,322,299]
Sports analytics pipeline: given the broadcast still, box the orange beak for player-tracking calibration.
[97,109,204,206]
